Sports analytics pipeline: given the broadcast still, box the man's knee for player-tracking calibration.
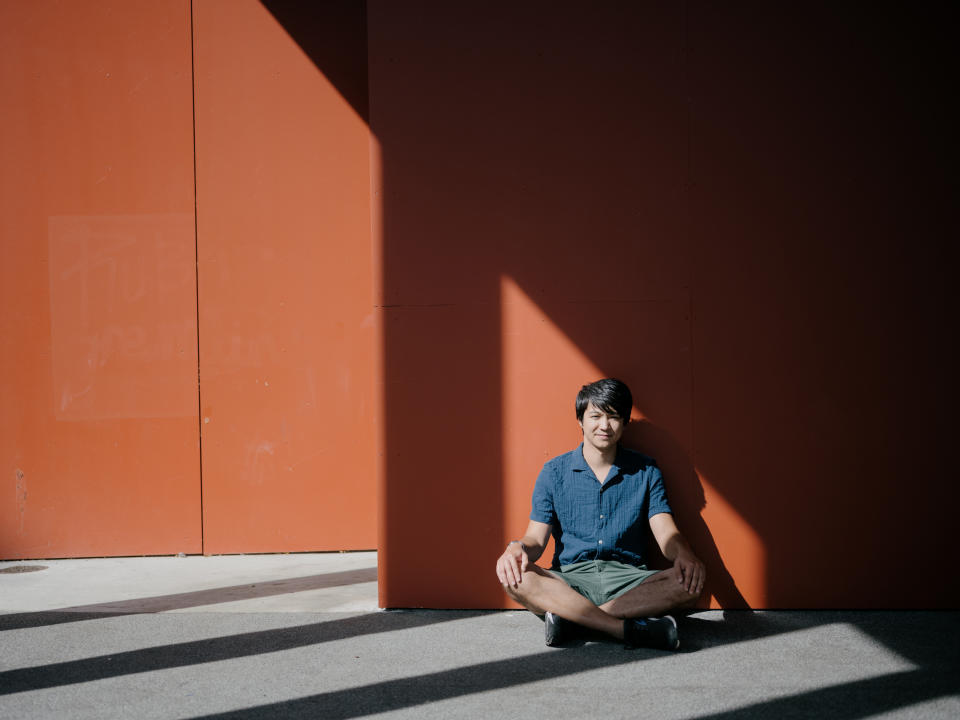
[663,566,701,606]
[501,565,539,598]
[501,566,552,613]
[502,577,526,603]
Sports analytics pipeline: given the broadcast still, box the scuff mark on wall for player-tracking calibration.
[15,469,26,535]
[245,441,277,486]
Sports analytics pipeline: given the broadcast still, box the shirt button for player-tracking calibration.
[600,514,604,519]
[598,540,603,544]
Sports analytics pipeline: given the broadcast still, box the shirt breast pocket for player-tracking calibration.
[556,477,600,539]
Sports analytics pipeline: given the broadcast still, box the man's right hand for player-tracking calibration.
[496,542,528,589]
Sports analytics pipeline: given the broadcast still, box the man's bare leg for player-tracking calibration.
[599,566,700,619]
[503,565,625,640]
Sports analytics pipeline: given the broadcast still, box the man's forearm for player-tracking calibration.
[660,531,695,563]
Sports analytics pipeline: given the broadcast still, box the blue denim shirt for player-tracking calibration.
[530,444,672,569]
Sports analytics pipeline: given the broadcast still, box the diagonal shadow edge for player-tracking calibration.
[258,0,369,123]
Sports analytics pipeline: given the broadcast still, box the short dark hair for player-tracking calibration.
[575,378,632,422]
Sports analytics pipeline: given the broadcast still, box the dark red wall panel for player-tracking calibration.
[368,1,954,608]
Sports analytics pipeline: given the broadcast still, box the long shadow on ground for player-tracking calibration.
[180,611,960,720]
[0,609,482,694]
[4,609,958,719]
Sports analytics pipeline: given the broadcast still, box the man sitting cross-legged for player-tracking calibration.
[495,378,704,650]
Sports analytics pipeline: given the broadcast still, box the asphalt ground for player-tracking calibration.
[1,553,958,719]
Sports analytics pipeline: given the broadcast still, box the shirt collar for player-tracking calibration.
[572,443,590,472]
[573,443,624,477]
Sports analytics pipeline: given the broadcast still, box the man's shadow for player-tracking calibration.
[622,418,750,612]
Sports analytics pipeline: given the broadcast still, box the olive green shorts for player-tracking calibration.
[553,559,661,606]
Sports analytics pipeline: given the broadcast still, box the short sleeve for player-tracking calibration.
[530,462,558,525]
[646,463,673,518]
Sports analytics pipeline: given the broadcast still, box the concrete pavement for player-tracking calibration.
[2,553,958,719]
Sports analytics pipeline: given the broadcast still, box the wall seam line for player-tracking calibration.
[189,0,205,555]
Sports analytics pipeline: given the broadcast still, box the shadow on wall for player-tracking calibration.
[624,420,748,610]
[259,0,368,123]
[263,1,956,608]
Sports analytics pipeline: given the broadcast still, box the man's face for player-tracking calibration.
[579,401,625,452]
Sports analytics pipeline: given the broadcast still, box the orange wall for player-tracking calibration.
[368,2,955,609]
[0,1,202,557]
[193,0,376,553]
[2,2,954,610]
[1,1,376,560]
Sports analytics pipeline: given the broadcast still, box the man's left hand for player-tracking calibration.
[674,551,705,596]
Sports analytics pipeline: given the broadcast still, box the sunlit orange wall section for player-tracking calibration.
[193,0,376,553]
[499,279,766,610]
[0,1,201,558]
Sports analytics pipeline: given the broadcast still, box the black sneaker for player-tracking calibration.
[624,615,679,651]
[544,611,576,646]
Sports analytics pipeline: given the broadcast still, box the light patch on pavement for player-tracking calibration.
[0,553,378,614]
